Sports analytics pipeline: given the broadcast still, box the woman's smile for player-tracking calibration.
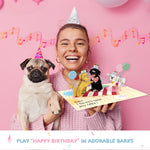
[65,55,80,63]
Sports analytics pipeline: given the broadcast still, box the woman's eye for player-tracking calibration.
[61,43,68,45]
[41,66,47,72]
[77,42,84,46]
[27,66,33,72]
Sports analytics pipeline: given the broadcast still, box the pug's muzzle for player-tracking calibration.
[28,69,46,83]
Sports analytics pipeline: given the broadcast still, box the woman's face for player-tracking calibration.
[56,28,89,72]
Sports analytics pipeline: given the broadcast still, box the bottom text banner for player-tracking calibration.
[0,131,150,149]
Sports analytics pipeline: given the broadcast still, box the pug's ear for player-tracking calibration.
[20,58,31,70]
[44,59,55,70]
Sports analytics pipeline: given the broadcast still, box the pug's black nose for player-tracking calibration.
[31,69,42,78]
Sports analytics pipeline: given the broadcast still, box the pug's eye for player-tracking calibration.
[41,66,47,72]
[27,66,33,72]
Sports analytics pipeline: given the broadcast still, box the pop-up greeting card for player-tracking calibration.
[58,63,147,111]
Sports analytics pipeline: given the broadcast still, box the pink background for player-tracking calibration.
[0,0,149,130]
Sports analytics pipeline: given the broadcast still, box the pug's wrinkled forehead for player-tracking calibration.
[20,58,55,70]
[27,59,49,68]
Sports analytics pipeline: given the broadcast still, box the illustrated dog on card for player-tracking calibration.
[17,58,61,130]
[107,71,126,87]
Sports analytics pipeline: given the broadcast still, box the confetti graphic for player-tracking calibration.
[91,132,95,136]
[47,132,51,136]
[67,144,71,148]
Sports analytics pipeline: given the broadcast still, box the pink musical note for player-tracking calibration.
[10,27,15,35]
[112,39,121,47]
[123,31,128,40]
[103,29,107,38]
[138,37,145,45]
[40,41,47,48]
[17,38,25,45]
[94,36,100,45]
[131,30,136,39]
[35,33,39,41]
[49,39,55,46]
[28,33,32,41]
[8,135,11,143]
[1,32,7,39]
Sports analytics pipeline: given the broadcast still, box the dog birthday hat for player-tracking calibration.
[34,47,43,59]
[80,69,87,75]
[67,7,80,24]
[92,64,100,70]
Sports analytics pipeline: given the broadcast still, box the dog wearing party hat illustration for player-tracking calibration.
[17,48,61,130]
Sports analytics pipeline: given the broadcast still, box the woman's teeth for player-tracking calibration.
[66,56,79,60]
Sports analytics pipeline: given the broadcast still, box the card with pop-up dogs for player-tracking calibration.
[58,63,147,111]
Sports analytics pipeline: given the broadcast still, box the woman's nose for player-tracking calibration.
[68,43,77,52]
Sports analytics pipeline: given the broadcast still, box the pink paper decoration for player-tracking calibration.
[33,0,43,5]
[0,0,4,9]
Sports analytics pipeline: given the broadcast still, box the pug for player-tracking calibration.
[17,58,61,130]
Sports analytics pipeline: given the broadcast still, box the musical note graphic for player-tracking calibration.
[0,26,149,48]
[8,135,11,143]
[91,132,95,136]
[94,36,100,45]
[138,36,145,45]
[93,27,149,47]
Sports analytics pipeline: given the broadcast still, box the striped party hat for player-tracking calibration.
[34,47,43,59]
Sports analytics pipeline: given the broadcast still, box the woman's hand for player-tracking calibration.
[87,103,117,116]
[43,94,65,126]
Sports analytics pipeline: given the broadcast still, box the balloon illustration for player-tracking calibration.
[116,64,123,73]
[68,71,77,80]
[122,63,130,71]
[96,0,128,8]
[115,63,130,77]
[145,0,150,3]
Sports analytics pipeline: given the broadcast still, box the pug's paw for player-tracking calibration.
[50,94,61,115]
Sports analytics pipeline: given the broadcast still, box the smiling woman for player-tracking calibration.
[56,24,89,75]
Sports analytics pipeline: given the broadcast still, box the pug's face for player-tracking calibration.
[20,58,55,83]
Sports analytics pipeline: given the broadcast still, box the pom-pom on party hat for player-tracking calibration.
[80,69,87,75]
[92,64,100,70]
[34,47,43,59]
[67,7,80,24]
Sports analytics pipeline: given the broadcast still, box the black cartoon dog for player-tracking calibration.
[89,65,103,91]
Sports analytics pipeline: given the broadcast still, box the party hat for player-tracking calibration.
[92,64,100,70]
[67,7,80,24]
[112,71,117,76]
[80,69,87,75]
[34,47,43,59]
